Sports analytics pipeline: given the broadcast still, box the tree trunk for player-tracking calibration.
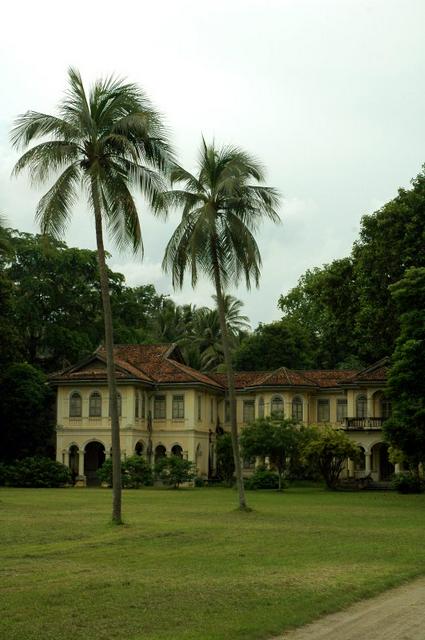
[212,261,249,511]
[91,178,122,524]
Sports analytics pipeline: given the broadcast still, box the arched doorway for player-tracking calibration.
[154,444,166,463]
[171,444,183,458]
[135,441,144,456]
[372,442,394,481]
[84,441,105,486]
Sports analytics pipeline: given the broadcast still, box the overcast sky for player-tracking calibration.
[1,0,425,327]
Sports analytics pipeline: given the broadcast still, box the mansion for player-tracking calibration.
[51,344,394,485]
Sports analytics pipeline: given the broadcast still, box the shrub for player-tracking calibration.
[302,426,360,490]
[97,456,153,488]
[215,433,235,486]
[194,477,207,487]
[2,457,71,487]
[155,456,196,488]
[391,472,424,494]
[245,466,280,490]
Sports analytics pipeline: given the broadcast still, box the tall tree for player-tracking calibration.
[384,267,425,470]
[157,138,280,510]
[11,68,172,523]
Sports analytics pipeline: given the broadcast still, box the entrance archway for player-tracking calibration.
[84,441,105,486]
[171,444,183,458]
[154,444,166,463]
[372,442,394,481]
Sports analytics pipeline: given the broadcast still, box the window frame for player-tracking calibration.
[317,399,330,422]
[154,395,166,420]
[336,398,348,422]
[356,395,367,418]
[69,392,82,418]
[172,394,185,420]
[243,400,255,424]
[271,395,284,417]
[292,396,303,422]
[89,392,102,417]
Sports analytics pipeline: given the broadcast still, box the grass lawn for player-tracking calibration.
[1,486,425,640]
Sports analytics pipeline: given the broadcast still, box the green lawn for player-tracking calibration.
[1,486,425,640]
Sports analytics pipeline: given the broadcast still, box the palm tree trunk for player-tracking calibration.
[212,259,248,511]
[91,177,122,524]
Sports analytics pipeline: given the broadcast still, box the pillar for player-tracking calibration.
[75,450,86,487]
[395,463,401,474]
[348,458,355,478]
[63,450,69,467]
[365,452,371,475]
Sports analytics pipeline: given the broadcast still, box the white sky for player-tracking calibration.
[1,0,425,327]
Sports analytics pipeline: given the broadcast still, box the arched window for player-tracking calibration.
[171,444,183,458]
[258,397,265,419]
[292,396,303,422]
[154,444,166,462]
[356,395,367,418]
[89,392,102,417]
[381,397,392,419]
[69,392,82,417]
[271,395,284,417]
[135,441,144,456]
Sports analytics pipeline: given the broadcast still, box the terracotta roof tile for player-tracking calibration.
[301,370,359,388]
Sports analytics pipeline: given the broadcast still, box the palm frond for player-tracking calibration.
[35,162,81,238]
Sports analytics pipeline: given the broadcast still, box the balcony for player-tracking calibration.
[344,417,385,430]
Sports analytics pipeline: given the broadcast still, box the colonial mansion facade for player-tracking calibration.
[51,344,394,485]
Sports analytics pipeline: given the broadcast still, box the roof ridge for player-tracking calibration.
[168,359,223,388]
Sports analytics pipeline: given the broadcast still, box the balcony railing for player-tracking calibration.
[344,417,385,430]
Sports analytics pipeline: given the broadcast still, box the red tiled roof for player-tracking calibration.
[50,344,386,391]
[208,372,264,388]
[255,368,316,387]
[339,358,389,384]
[301,370,359,388]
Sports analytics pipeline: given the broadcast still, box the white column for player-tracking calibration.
[63,450,69,467]
[395,463,401,474]
[365,452,372,475]
[348,458,355,478]
[78,450,85,477]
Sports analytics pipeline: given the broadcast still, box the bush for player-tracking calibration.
[97,456,153,488]
[391,472,424,494]
[194,477,207,487]
[215,433,235,486]
[245,467,280,490]
[2,457,71,487]
[155,456,196,488]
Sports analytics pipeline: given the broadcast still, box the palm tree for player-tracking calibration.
[11,68,172,523]
[156,139,280,510]
[216,293,251,336]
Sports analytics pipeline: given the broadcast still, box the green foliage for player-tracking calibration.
[0,457,71,487]
[245,466,280,490]
[97,456,153,488]
[384,267,425,468]
[155,455,196,488]
[278,170,425,367]
[240,417,300,490]
[0,363,54,462]
[234,318,316,370]
[215,433,235,485]
[302,426,360,490]
[391,472,424,494]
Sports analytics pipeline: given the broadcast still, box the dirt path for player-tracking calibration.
[277,576,425,640]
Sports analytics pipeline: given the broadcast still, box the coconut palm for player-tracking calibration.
[11,68,172,523]
[216,293,251,336]
[156,139,280,510]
